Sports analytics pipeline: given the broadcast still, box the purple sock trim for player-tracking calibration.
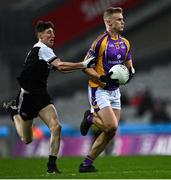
[83,155,95,166]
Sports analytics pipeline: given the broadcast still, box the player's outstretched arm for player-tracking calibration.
[51,57,96,72]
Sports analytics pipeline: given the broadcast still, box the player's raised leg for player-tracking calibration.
[3,100,33,144]
[79,107,120,172]
[13,115,33,144]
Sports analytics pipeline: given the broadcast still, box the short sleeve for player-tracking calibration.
[39,47,57,62]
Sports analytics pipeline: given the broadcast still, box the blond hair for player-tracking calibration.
[103,7,123,20]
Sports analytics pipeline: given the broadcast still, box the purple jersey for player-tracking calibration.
[87,31,132,90]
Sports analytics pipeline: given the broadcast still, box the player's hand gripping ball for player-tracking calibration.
[109,64,129,85]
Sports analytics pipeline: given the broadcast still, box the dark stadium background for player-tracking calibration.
[0,0,171,158]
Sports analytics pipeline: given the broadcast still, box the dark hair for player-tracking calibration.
[35,20,54,33]
[103,7,123,19]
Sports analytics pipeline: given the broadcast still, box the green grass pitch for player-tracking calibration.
[0,156,171,179]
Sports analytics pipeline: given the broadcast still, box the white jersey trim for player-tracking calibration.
[33,41,57,62]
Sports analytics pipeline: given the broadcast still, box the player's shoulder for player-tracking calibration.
[120,36,131,48]
[33,41,52,51]
[34,41,46,48]
[120,36,130,44]
[95,32,108,42]
[92,32,108,49]
[34,41,54,54]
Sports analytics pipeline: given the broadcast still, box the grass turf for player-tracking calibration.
[0,156,171,179]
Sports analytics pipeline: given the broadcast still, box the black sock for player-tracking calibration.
[48,155,57,166]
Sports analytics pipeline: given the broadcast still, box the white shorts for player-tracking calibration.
[88,86,121,113]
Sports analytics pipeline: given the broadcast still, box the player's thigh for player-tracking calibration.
[97,106,118,130]
[88,87,118,128]
[88,86,111,113]
[20,118,33,137]
[38,104,61,129]
[16,89,37,120]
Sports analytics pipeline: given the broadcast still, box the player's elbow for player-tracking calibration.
[55,64,66,72]
[56,65,63,72]
[53,61,65,72]
[83,68,92,74]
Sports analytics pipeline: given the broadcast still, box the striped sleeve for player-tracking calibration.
[84,32,107,60]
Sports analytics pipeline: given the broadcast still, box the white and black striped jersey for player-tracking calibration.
[17,41,57,94]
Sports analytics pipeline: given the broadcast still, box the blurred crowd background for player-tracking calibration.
[0,0,171,157]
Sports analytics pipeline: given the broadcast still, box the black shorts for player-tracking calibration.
[16,88,53,120]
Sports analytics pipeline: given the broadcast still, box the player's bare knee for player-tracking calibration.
[104,122,118,134]
[50,123,61,135]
